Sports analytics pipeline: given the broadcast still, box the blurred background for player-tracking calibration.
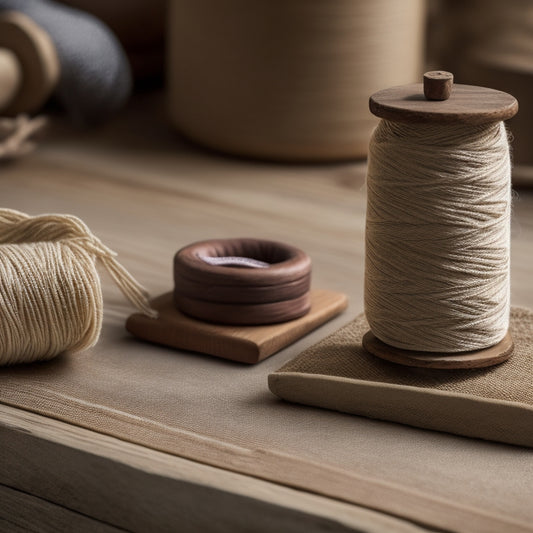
[0,0,531,182]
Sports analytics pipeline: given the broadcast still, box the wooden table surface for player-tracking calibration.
[1,91,533,532]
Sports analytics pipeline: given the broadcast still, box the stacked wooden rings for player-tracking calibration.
[174,238,312,325]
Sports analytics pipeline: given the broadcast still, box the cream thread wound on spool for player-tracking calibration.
[363,72,518,367]
[0,209,157,366]
[366,120,511,352]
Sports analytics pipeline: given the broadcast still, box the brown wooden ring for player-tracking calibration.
[174,292,312,326]
[173,238,312,324]
[173,270,311,304]
[174,238,311,287]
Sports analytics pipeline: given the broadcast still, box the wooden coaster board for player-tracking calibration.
[126,289,348,364]
[268,307,533,447]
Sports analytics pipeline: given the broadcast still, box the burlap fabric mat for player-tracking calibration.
[269,307,533,447]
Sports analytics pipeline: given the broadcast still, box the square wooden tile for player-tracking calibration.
[126,289,348,364]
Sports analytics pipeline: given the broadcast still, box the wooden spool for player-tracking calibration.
[0,11,59,116]
[363,71,518,369]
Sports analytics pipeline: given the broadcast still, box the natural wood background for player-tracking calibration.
[1,91,533,531]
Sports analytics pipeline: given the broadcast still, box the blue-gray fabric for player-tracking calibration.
[0,0,131,124]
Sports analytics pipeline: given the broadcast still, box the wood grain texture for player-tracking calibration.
[362,330,514,369]
[174,290,312,326]
[0,485,123,533]
[0,404,429,533]
[370,83,518,124]
[174,269,311,303]
[127,290,347,363]
[0,48,21,110]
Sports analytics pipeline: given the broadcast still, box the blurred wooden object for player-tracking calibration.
[167,0,425,162]
[0,49,20,109]
[464,57,533,186]
[0,11,59,115]
[0,115,47,159]
[1,404,429,533]
[428,0,533,184]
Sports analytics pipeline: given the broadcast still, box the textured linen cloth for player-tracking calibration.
[1,302,533,533]
[270,308,533,447]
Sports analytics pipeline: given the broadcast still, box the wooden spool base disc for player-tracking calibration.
[362,331,514,369]
[126,289,348,364]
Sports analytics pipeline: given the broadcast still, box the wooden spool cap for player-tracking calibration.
[364,72,517,369]
[369,70,518,125]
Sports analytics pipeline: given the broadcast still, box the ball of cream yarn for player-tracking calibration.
[0,209,156,365]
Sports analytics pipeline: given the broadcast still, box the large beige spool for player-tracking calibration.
[167,0,425,162]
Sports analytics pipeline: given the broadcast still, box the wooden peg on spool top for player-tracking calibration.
[423,70,453,101]
[363,72,518,369]
[369,70,517,125]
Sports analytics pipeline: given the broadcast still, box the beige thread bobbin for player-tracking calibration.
[362,71,518,369]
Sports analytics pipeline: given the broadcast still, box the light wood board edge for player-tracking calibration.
[0,404,424,533]
[0,485,124,533]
